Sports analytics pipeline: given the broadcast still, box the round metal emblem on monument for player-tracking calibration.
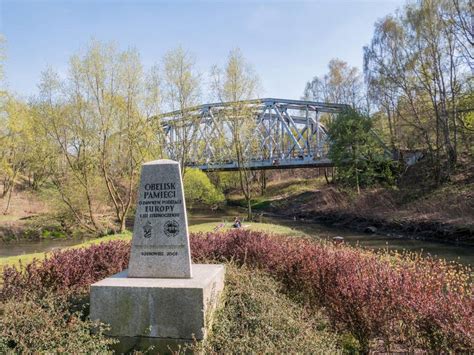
[164,220,179,237]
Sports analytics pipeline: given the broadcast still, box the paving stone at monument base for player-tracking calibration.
[90,264,225,341]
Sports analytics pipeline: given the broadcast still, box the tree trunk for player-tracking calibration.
[324,168,330,185]
[119,215,127,233]
[3,182,14,215]
[260,171,267,196]
[386,106,396,150]
[353,145,360,194]
[355,167,360,195]
[247,198,252,221]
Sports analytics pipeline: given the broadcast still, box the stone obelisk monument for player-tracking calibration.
[128,160,192,278]
[90,160,225,351]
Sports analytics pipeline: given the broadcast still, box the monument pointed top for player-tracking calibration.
[143,159,179,166]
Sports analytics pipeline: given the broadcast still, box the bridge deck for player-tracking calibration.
[189,157,334,172]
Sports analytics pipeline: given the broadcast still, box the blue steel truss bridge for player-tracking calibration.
[161,98,350,172]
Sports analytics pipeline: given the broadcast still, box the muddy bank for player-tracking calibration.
[249,182,474,246]
[264,207,474,246]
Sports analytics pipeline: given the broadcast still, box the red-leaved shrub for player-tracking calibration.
[190,230,473,352]
[2,231,472,352]
[1,241,130,299]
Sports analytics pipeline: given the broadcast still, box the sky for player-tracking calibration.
[1,0,404,102]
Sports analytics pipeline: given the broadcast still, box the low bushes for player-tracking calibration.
[2,230,472,352]
[1,242,129,353]
[0,293,115,353]
[1,240,129,300]
[191,230,472,352]
[189,264,340,353]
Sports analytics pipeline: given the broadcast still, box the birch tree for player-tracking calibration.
[304,59,365,110]
[364,0,472,182]
[211,48,260,218]
[162,47,200,173]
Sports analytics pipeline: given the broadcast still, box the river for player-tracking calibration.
[189,209,474,265]
[1,208,473,265]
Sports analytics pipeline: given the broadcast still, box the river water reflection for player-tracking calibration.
[0,238,90,259]
[1,208,473,265]
[189,208,474,266]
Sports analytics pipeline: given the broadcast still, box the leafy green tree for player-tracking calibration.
[0,95,56,213]
[210,171,241,194]
[328,108,395,193]
[162,47,201,174]
[364,0,473,181]
[183,169,224,208]
[210,48,260,219]
[303,58,364,110]
[37,40,162,233]
[0,97,29,213]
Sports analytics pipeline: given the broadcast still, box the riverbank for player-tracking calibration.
[0,186,69,242]
[229,173,474,246]
[281,209,474,245]
[0,221,305,269]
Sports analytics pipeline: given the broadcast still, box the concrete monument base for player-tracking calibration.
[90,264,225,345]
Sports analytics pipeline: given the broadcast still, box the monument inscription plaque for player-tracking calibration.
[128,159,192,278]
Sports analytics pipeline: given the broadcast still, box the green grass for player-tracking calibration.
[0,222,306,270]
[0,232,132,270]
[190,221,306,236]
[269,177,325,196]
[228,177,325,210]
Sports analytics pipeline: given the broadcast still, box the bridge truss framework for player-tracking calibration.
[161,98,350,171]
